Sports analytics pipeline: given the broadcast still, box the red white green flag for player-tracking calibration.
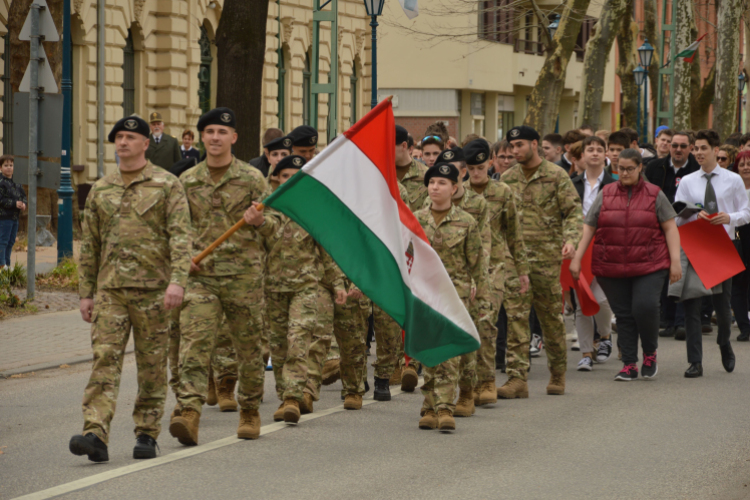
[676,33,707,64]
[262,99,480,367]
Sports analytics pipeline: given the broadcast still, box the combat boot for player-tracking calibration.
[237,409,261,440]
[473,386,481,406]
[479,380,498,406]
[547,372,566,395]
[437,409,455,431]
[170,405,182,420]
[418,410,437,429]
[496,377,529,399]
[373,377,391,401]
[273,402,285,422]
[454,387,475,417]
[344,394,363,410]
[169,407,200,446]
[322,359,341,386]
[401,365,419,392]
[69,433,109,462]
[300,393,314,414]
[389,366,402,386]
[217,376,238,412]
[206,368,217,407]
[283,399,300,423]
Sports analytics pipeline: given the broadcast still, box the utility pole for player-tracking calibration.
[26,4,41,298]
[57,0,74,262]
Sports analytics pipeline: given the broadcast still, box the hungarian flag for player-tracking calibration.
[262,99,480,367]
[676,34,707,64]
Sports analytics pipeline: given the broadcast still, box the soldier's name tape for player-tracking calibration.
[12,380,422,500]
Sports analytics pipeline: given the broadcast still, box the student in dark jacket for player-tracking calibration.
[644,131,700,203]
[180,129,201,161]
[0,155,27,269]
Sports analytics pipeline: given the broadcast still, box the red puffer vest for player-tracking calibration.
[592,179,671,278]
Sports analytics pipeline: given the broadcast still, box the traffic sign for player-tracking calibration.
[19,43,58,93]
[13,92,63,157]
[18,0,59,42]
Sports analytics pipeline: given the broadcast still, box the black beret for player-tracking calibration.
[396,125,409,145]
[424,162,460,186]
[265,136,293,152]
[275,154,306,174]
[108,116,150,143]
[437,147,464,164]
[463,139,491,165]
[506,125,541,143]
[197,107,236,132]
[289,125,319,147]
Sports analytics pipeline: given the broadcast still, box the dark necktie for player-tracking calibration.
[703,172,718,214]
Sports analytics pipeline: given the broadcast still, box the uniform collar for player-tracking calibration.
[195,156,239,186]
[111,161,155,187]
[402,159,424,181]
[429,203,461,227]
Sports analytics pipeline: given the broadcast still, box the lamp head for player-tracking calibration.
[638,38,655,68]
[633,66,647,86]
[363,0,385,16]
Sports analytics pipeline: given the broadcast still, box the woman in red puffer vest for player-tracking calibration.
[570,149,682,382]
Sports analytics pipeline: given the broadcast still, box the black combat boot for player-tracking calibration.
[69,433,109,462]
[133,434,158,459]
[373,377,391,401]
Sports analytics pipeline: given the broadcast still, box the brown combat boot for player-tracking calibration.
[237,409,261,440]
[300,393,314,415]
[206,368,218,407]
[170,405,182,420]
[473,386,481,406]
[273,402,285,422]
[418,410,437,429]
[217,376,238,412]
[169,407,200,446]
[496,377,529,399]
[479,380,498,406]
[547,372,566,395]
[322,359,341,386]
[453,387,475,417]
[389,366,402,386]
[283,399,300,423]
[343,394,363,410]
[437,409,455,431]
[400,365,419,392]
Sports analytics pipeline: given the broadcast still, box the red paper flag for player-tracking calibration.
[561,239,599,316]
[678,218,745,289]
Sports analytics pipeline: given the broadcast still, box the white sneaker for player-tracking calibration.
[530,334,542,357]
[572,340,580,351]
[577,356,593,371]
[597,339,613,363]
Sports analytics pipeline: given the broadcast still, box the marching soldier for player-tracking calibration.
[499,126,582,398]
[169,108,270,444]
[69,116,191,462]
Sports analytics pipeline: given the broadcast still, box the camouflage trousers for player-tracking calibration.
[332,296,369,396]
[81,287,169,445]
[327,336,340,361]
[267,288,318,402]
[505,262,566,381]
[420,356,460,413]
[305,285,334,401]
[372,304,402,380]
[475,292,502,385]
[176,274,265,414]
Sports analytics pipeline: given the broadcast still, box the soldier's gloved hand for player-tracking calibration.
[562,243,575,259]
[80,298,94,323]
[335,290,348,305]
[164,284,185,310]
[519,275,530,294]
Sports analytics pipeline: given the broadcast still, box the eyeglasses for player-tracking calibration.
[671,143,689,149]
[619,167,640,174]
[717,156,729,162]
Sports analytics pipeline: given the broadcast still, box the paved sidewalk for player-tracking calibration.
[0,309,133,377]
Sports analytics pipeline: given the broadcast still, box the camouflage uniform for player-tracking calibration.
[176,157,270,414]
[305,285,335,401]
[78,161,191,444]
[398,159,430,212]
[500,160,582,380]
[332,285,369,396]
[414,204,489,413]
[465,179,528,385]
[263,207,345,402]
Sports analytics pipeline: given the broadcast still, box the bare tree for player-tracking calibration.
[672,0,695,130]
[713,0,743,140]
[215,0,269,160]
[616,6,638,130]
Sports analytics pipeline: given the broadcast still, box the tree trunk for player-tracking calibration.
[523,0,593,135]
[744,10,750,133]
[643,0,660,135]
[713,0,742,140]
[672,0,695,131]
[691,63,716,130]
[615,9,638,129]
[215,0,269,161]
[577,0,628,130]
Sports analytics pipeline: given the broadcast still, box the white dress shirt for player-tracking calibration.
[582,169,605,217]
[674,164,750,239]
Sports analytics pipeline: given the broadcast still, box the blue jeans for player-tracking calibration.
[0,219,19,266]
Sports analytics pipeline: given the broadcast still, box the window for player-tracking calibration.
[198,26,213,116]
[302,54,312,126]
[480,0,514,45]
[574,17,596,62]
[349,65,358,128]
[122,30,135,116]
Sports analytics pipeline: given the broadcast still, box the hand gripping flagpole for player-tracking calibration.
[192,203,264,265]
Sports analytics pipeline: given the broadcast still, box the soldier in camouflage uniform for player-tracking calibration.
[463,139,529,406]
[69,116,191,463]
[499,126,582,398]
[169,108,270,445]
[414,162,490,432]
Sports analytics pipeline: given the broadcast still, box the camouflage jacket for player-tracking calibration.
[398,181,409,204]
[466,179,529,291]
[181,157,269,277]
[262,207,345,294]
[414,204,490,301]
[79,161,191,298]
[399,159,429,211]
[501,159,582,260]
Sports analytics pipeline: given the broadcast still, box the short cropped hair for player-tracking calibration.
[262,128,284,146]
[607,131,631,149]
[582,135,607,150]
[182,129,194,140]
[543,133,563,147]
[695,129,721,148]
[562,130,586,146]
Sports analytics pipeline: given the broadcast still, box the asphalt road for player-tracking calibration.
[3,330,750,500]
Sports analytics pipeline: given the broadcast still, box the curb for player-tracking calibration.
[0,345,135,379]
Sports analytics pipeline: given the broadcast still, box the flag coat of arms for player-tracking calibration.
[263,99,480,367]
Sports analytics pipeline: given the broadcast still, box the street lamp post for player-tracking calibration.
[363,0,385,109]
[57,0,74,262]
[634,66,646,141]
[637,39,654,143]
[738,72,746,133]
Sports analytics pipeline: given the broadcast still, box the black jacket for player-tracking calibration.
[249,155,270,177]
[571,169,617,202]
[0,176,28,221]
[644,153,700,203]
